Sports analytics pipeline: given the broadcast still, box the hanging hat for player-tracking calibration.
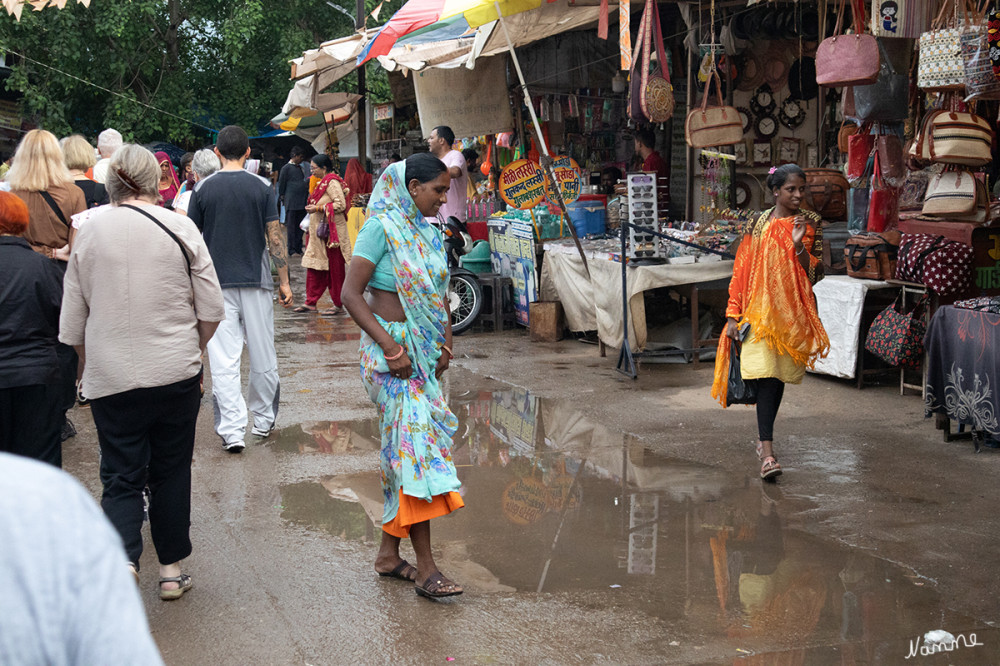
[788,57,819,101]
[736,52,764,92]
[764,43,791,91]
[731,11,754,41]
[798,7,820,40]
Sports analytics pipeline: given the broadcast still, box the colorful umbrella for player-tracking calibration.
[357,0,551,65]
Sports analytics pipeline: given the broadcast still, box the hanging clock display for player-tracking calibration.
[749,84,776,117]
[755,113,779,140]
[737,107,752,135]
[734,180,752,208]
[778,98,806,129]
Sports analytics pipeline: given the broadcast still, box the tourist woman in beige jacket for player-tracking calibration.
[296,154,352,315]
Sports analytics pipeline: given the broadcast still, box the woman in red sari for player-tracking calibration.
[155,151,180,208]
[712,164,829,480]
[344,157,372,198]
[296,154,352,314]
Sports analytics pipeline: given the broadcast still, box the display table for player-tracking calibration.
[810,275,898,383]
[540,239,734,351]
[925,305,1000,446]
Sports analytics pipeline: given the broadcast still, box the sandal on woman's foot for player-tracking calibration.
[415,571,463,599]
[292,305,316,313]
[319,307,343,316]
[377,559,418,581]
[760,456,782,481]
[159,573,193,600]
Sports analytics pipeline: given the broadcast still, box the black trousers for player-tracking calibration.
[0,382,62,467]
[90,372,201,568]
[755,378,785,442]
[286,208,305,254]
[50,262,78,417]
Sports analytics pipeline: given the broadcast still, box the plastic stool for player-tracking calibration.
[475,273,515,332]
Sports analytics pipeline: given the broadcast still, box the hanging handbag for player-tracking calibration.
[912,108,994,166]
[876,133,905,188]
[871,0,933,38]
[627,0,652,122]
[848,186,872,235]
[726,338,758,406]
[641,6,674,122]
[868,151,899,233]
[918,0,968,91]
[817,0,881,87]
[838,121,859,153]
[921,169,988,222]
[895,232,974,295]
[899,168,934,210]
[854,39,910,121]
[685,71,743,148]
[961,2,1000,101]
[804,168,849,221]
[316,220,330,241]
[844,230,901,280]
[846,127,875,186]
[988,7,1000,79]
[864,293,929,368]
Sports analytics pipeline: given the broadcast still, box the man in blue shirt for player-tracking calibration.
[188,125,293,452]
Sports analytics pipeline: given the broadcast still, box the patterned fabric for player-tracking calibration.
[895,233,973,296]
[919,26,965,91]
[872,0,932,39]
[358,162,460,525]
[954,296,1000,314]
[961,25,1000,101]
[711,208,829,407]
[925,306,1000,436]
[989,9,1000,79]
[864,296,928,368]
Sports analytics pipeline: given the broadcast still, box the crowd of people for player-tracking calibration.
[1,122,473,660]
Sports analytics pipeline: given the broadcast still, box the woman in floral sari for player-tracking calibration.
[712,164,829,480]
[296,154,352,314]
[341,153,463,599]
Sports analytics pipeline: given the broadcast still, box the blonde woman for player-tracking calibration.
[9,129,86,261]
[61,134,107,209]
[8,129,87,442]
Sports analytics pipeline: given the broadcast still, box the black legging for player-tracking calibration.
[756,378,785,442]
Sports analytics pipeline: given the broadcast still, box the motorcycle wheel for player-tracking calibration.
[449,272,482,335]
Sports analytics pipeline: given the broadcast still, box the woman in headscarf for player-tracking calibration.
[711,164,828,481]
[296,154,352,315]
[344,157,372,199]
[341,153,463,599]
[155,151,180,208]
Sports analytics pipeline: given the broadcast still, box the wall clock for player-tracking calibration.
[749,84,776,117]
[755,114,779,140]
[778,98,805,129]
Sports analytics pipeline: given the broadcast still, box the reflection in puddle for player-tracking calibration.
[275,389,994,660]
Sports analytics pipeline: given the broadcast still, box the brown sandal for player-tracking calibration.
[415,571,463,599]
[377,559,417,582]
[760,456,782,481]
[292,305,316,313]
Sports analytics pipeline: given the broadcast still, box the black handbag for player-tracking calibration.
[853,40,908,122]
[726,338,758,406]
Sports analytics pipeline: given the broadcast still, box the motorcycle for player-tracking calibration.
[440,215,483,335]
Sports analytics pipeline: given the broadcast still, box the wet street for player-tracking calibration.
[60,261,1000,665]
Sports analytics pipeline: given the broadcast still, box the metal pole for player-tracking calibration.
[495,2,590,278]
[357,0,367,169]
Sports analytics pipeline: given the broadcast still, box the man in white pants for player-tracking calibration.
[188,126,293,452]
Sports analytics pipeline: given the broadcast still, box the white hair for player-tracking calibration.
[97,128,123,158]
[191,149,221,179]
[106,144,159,204]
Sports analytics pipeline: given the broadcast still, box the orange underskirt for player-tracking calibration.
[381,490,464,538]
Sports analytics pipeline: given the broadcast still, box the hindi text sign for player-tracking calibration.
[499,159,545,210]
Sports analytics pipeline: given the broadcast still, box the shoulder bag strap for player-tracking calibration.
[39,190,70,229]
[652,4,670,83]
[120,203,192,276]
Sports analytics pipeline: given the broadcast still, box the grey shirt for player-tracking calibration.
[0,453,164,665]
[277,160,310,210]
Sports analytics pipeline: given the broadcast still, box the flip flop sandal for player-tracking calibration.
[760,456,783,481]
[159,573,193,601]
[320,307,343,316]
[415,571,463,599]
[377,559,417,582]
[292,305,317,313]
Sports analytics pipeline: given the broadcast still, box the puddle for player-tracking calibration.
[272,389,996,661]
[275,316,361,345]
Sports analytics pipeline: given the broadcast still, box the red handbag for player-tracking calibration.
[895,233,973,296]
[846,127,875,185]
[868,151,899,233]
[816,0,880,87]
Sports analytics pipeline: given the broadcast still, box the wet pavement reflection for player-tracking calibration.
[272,389,997,662]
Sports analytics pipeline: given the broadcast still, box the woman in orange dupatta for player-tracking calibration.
[712,165,829,480]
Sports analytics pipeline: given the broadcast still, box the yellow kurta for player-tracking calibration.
[740,337,806,384]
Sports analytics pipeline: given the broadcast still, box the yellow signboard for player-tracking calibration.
[543,155,582,205]
[498,159,545,210]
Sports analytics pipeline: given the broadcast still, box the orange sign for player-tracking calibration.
[543,155,582,205]
[499,159,545,210]
[501,477,548,525]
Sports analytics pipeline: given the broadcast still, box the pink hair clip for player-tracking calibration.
[768,167,777,175]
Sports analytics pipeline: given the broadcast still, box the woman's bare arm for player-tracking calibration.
[341,257,413,378]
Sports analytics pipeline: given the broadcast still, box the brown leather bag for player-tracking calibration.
[838,121,859,154]
[685,71,743,148]
[876,134,905,188]
[804,168,849,221]
[844,230,902,280]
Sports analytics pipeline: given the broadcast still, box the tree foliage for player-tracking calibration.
[0,0,400,147]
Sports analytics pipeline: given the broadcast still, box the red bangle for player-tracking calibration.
[384,345,405,361]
